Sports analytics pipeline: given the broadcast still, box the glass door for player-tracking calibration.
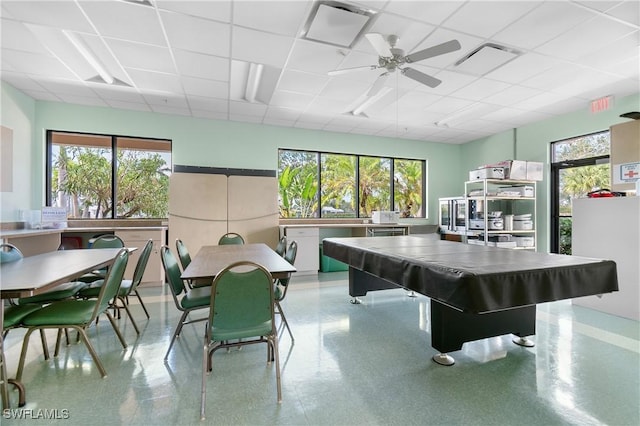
[550,131,610,254]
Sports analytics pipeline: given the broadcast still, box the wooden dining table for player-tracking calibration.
[0,248,124,409]
[181,243,296,281]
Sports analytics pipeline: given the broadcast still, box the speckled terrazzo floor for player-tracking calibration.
[3,271,639,425]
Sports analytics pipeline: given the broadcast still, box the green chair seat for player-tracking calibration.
[22,300,97,326]
[18,281,87,304]
[212,321,272,342]
[78,278,132,299]
[3,304,43,328]
[180,286,211,309]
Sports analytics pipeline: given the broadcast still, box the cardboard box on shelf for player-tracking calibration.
[526,161,543,181]
[480,160,543,181]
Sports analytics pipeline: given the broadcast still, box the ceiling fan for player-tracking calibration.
[328,33,461,96]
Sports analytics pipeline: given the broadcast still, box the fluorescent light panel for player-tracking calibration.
[63,31,114,84]
[353,86,393,116]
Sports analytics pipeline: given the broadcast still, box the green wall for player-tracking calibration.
[460,93,640,252]
[3,79,638,253]
[5,86,462,223]
[0,82,36,222]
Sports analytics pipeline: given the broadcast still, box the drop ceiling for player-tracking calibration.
[1,0,638,144]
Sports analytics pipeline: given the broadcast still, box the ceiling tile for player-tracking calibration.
[155,0,232,23]
[319,78,372,101]
[1,72,46,92]
[55,94,107,107]
[484,52,561,84]
[181,76,228,98]
[269,90,315,109]
[536,15,636,61]
[492,2,596,50]
[605,1,640,26]
[2,1,94,32]
[233,0,311,37]
[150,104,192,116]
[143,93,188,108]
[422,69,477,96]
[1,19,49,54]
[277,70,329,95]
[106,39,176,74]
[450,78,512,102]
[80,1,167,46]
[443,1,539,38]
[192,109,229,120]
[355,13,436,54]
[92,86,146,103]
[483,84,543,106]
[128,69,183,93]
[383,1,462,26]
[411,28,485,70]
[232,27,294,68]
[161,10,230,56]
[286,39,345,74]
[229,101,267,116]
[105,99,152,112]
[173,50,230,81]
[2,49,76,79]
[20,90,60,102]
[188,96,228,113]
[264,106,301,121]
[37,79,95,97]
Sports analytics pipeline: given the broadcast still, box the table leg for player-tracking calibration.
[430,300,537,365]
[348,267,399,298]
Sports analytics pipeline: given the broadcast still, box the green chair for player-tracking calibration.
[274,240,297,342]
[217,232,245,245]
[200,261,281,420]
[160,246,210,360]
[275,235,287,257]
[78,239,154,334]
[175,239,212,288]
[15,248,130,381]
[1,244,50,360]
[76,234,125,283]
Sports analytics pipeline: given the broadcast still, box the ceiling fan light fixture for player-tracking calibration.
[301,1,377,48]
[454,43,521,76]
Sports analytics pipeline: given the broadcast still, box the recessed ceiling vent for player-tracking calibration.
[454,43,521,76]
[301,1,377,48]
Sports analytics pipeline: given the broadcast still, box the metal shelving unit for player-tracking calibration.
[464,179,537,250]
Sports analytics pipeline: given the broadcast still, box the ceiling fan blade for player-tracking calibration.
[365,33,393,57]
[367,73,389,96]
[328,65,378,76]
[405,39,461,63]
[402,67,442,88]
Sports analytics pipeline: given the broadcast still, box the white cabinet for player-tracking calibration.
[284,227,319,275]
[465,179,537,250]
[572,197,639,320]
[116,229,166,286]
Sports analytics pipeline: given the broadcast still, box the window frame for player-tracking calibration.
[46,129,172,219]
[278,148,427,219]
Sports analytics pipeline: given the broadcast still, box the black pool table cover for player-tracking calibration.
[322,235,618,313]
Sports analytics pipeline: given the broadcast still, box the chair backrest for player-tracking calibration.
[275,236,287,257]
[93,248,129,317]
[208,261,275,340]
[160,246,187,297]
[0,243,23,264]
[278,240,298,288]
[92,234,125,249]
[218,232,245,245]
[128,239,153,292]
[175,239,192,270]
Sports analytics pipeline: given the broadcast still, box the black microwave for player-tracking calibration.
[439,197,466,232]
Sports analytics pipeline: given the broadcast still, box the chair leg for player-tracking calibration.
[16,327,37,381]
[201,327,209,420]
[270,334,282,403]
[164,311,189,360]
[71,326,107,378]
[39,329,50,361]
[119,297,140,335]
[54,329,63,357]
[134,290,150,319]
[275,301,294,343]
[104,312,128,349]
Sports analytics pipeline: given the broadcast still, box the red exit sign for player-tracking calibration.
[590,95,614,113]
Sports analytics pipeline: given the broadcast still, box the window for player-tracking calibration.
[550,131,610,254]
[47,131,172,219]
[278,149,425,219]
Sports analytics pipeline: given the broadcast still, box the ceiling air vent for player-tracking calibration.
[454,43,521,76]
[301,1,377,48]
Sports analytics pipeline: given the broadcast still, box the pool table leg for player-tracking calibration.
[430,300,537,365]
